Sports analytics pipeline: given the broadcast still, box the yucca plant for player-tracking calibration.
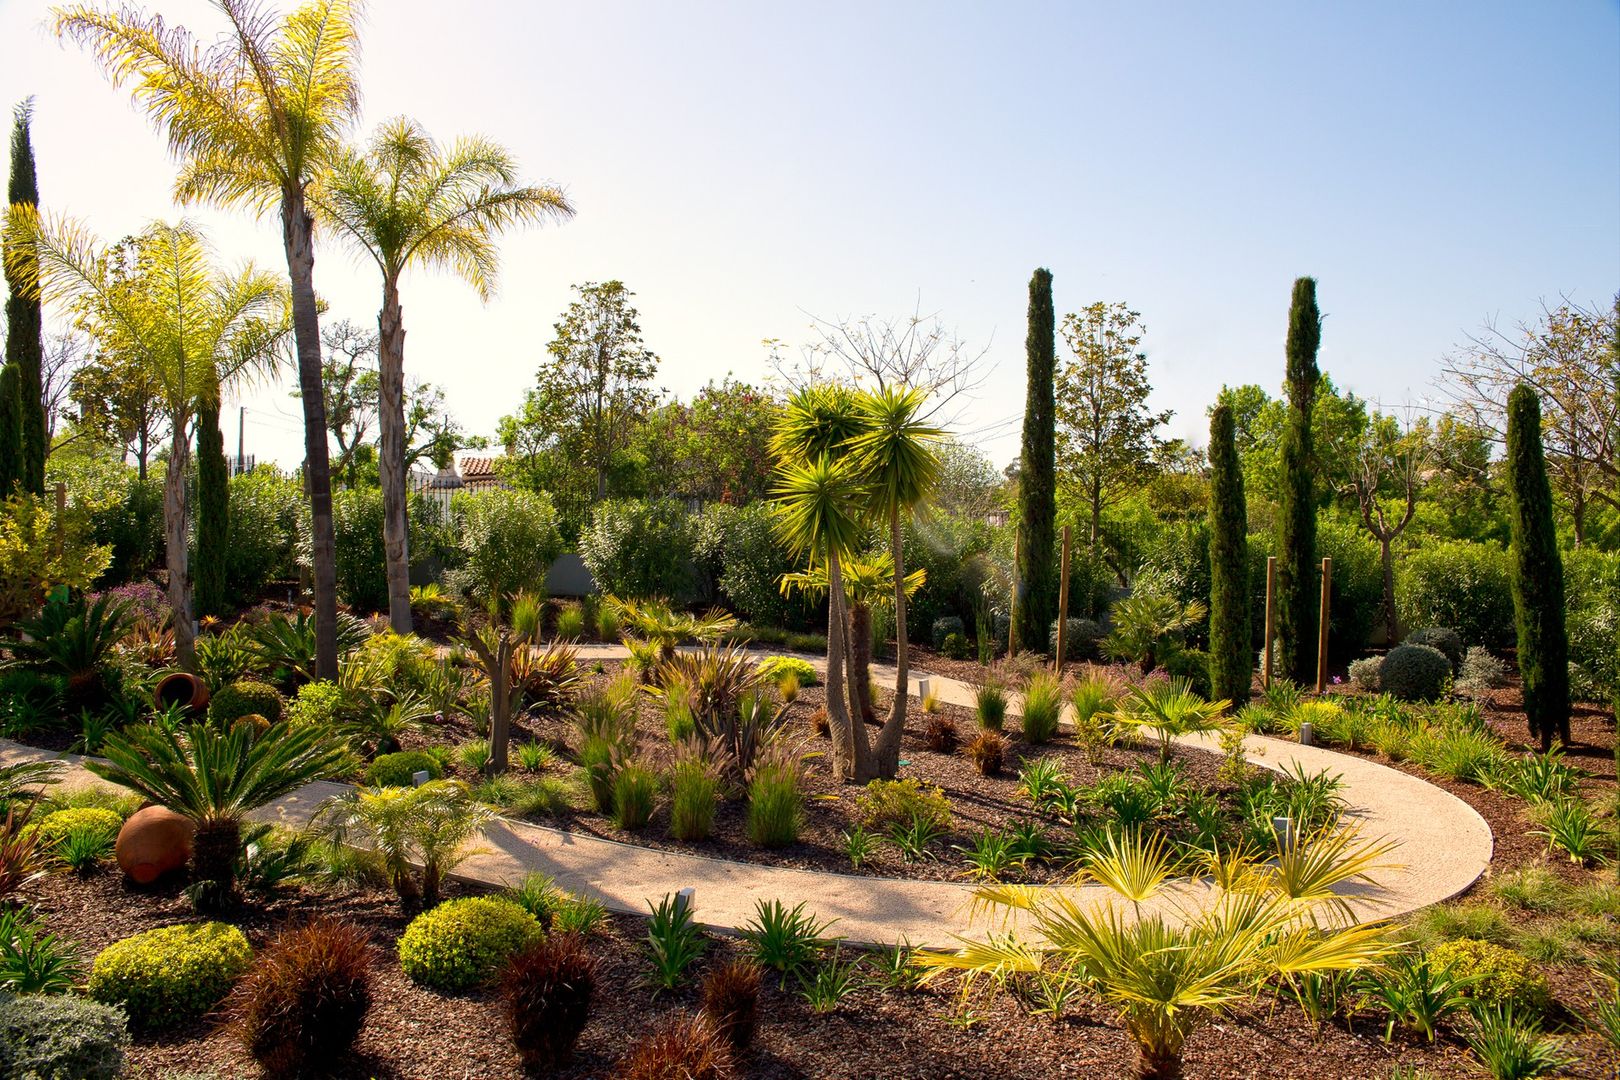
[917,828,1395,1079]
[87,722,348,908]
[1111,678,1230,764]
[311,780,491,906]
[1534,798,1607,865]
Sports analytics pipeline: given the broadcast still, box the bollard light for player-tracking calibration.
[1298,721,1314,747]
[412,770,431,787]
[917,676,932,702]
[1272,815,1295,850]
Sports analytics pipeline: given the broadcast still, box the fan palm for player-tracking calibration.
[847,386,942,775]
[86,721,348,907]
[317,117,573,633]
[56,0,366,679]
[917,829,1395,1079]
[4,213,287,666]
[1111,678,1231,763]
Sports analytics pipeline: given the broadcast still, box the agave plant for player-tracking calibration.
[917,828,1395,1079]
[1111,678,1230,763]
[85,722,349,908]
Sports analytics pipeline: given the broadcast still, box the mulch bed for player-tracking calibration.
[18,868,1572,1080]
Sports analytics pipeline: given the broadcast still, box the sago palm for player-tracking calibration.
[848,385,942,775]
[917,828,1395,1079]
[86,721,349,907]
[56,0,365,678]
[4,213,287,666]
[317,117,573,634]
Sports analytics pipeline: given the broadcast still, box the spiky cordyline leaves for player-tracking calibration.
[55,0,366,214]
[771,454,869,566]
[86,721,349,827]
[318,115,573,296]
[770,384,864,466]
[846,385,943,518]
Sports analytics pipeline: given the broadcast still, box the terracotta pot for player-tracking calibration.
[115,806,195,884]
[153,671,210,714]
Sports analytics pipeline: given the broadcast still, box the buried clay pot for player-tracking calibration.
[153,671,210,714]
[116,806,195,884]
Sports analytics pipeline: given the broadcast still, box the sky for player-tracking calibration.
[2,0,1617,472]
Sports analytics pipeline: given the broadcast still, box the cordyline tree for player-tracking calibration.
[1505,384,1569,751]
[1016,267,1056,652]
[6,213,287,666]
[5,100,47,495]
[1275,277,1321,684]
[1206,403,1250,705]
[56,0,364,679]
[318,116,572,634]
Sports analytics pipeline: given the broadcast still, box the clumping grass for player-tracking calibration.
[515,742,556,772]
[554,605,586,641]
[474,774,575,817]
[456,739,492,773]
[1406,901,1516,950]
[1572,880,1620,918]
[1020,671,1064,744]
[611,763,659,831]
[747,754,802,847]
[668,758,720,841]
[974,679,1008,732]
[1490,867,1568,914]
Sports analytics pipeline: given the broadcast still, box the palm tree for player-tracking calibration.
[311,779,491,906]
[848,386,941,776]
[317,118,573,633]
[1111,677,1230,763]
[56,0,365,679]
[4,212,286,666]
[87,721,348,908]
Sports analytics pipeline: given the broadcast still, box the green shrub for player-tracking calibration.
[1347,657,1381,692]
[365,750,444,788]
[855,778,952,833]
[224,468,303,601]
[1430,938,1551,1015]
[755,655,816,687]
[578,498,695,600]
[1397,541,1515,650]
[286,680,352,728]
[694,502,809,628]
[0,991,130,1080]
[397,896,543,992]
[1405,628,1464,672]
[88,922,252,1028]
[1049,617,1103,661]
[32,807,123,847]
[931,616,966,649]
[208,679,286,726]
[941,632,970,660]
[325,488,451,612]
[1380,645,1451,702]
[445,490,564,609]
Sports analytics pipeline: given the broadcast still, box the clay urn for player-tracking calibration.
[116,806,195,884]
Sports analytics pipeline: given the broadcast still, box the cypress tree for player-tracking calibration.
[194,401,229,618]
[1505,384,1569,751]
[1016,267,1056,652]
[1207,403,1250,705]
[6,100,46,495]
[0,361,22,495]
[1275,277,1321,684]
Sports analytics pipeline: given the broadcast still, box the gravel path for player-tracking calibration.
[0,650,1492,946]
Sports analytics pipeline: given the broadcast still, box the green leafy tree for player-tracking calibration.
[635,378,782,504]
[67,349,168,481]
[319,116,572,634]
[1505,384,1570,750]
[193,400,228,617]
[1207,404,1250,705]
[1275,277,1322,683]
[1016,267,1057,652]
[57,0,366,680]
[1056,301,1171,549]
[306,319,379,489]
[1336,411,1429,643]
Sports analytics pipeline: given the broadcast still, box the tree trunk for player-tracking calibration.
[488,636,512,775]
[163,427,196,669]
[849,602,874,722]
[191,817,240,910]
[282,188,340,679]
[1379,535,1397,643]
[822,552,856,779]
[875,509,910,777]
[1135,1048,1184,1080]
[378,276,413,635]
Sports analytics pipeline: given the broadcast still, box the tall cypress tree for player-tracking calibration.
[1275,277,1321,684]
[6,100,46,495]
[1016,267,1056,652]
[1505,384,1569,751]
[1207,403,1250,705]
[0,362,22,495]
[194,401,229,618]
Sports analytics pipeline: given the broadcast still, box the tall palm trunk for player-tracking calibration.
[377,275,413,634]
[822,551,855,778]
[163,425,195,669]
[282,187,340,679]
[875,509,909,776]
[849,601,873,721]
[191,816,240,910]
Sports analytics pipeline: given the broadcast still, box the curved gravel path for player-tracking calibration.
[0,648,1492,947]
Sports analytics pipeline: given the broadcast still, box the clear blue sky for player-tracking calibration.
[3,0,1617,469]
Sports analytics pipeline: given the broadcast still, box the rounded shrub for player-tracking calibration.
[286,680,352,728]
[89,922,253,1028]
[931,615,965,650]
[754,655,816,687]
[1431,938,1550,1014]
[578,497,695,600]
[501,934,597,1070]
[398,896,543,992]
[1048,617,1103,661]
[366,750,444,788]
[209,680,286,726]
[1379,644,1452,702]
[228,917,374,1076]
[33,807,123,847]
[940,632,970,660]
[1405,627,1464,673]
[0,991,130,1080]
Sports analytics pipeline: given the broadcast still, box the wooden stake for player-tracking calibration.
[1263,556,1276,689]
[1009,534,1020,656]
[1315,556,1333,693]
[1054,526,1071,670]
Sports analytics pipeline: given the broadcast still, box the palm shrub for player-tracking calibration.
[918,828,1394,1079]
[85,722,347,908]
[311,780,492,906]
[1101,591,1207,674]
[1207,403,1251,704]
[10,592,133,707]
[0,906,84,992]
[1112,678,1229,763]
[1504,385,1570,750]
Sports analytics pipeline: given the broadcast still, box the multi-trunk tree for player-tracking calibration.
[1275,277,1322,685]
[1206,404,1250,705]
[1504,384,1570,751]
[1016,268,1057,652]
